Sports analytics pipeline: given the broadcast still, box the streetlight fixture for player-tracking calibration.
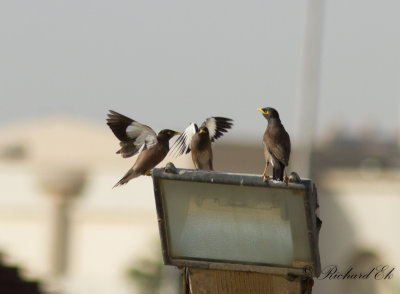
[152,165,321,279]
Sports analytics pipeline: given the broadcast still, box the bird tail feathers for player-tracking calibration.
[113,168,140,188]
[272,162,286,181]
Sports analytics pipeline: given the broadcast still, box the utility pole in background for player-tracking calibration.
[292,0,325,178]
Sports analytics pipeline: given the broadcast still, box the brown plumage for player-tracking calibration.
[258,107,291,182]
[190,127,214,170]
[106,110,180,187]
[171,117,233,170]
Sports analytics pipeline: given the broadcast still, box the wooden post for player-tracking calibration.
[184,268,313,294]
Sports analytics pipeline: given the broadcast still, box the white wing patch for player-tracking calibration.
[205,117,217,139]
[170,123,197,157]
[126,122,158,149]
[137,142,146,154]
[169,117,232,157]
[204,116,233,142]
[144,133,158,149]
[126,123,144,137]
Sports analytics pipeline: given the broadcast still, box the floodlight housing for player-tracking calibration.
[152,166,321,277]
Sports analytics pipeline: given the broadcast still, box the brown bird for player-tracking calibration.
[106,110,180,187]
[258,107,291,182]
[171,117,233,170]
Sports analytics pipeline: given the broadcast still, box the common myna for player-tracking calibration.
[171,117,233,170]
[258,107,291,182]
[106,110,180,187]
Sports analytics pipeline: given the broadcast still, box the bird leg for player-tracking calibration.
[283,168,288,184]
[144,170,153,176]
[262,163,269,182]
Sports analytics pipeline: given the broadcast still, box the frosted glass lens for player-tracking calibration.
[161,180,311,267]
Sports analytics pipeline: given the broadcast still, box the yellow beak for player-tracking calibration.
[257,108,268,115]
[199,129,206,134]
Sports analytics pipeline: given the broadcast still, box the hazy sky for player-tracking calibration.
[1,0,399,142]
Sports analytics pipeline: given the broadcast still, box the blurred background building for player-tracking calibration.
[0,117,190,293]
[213,136,400,294]
[1,116,399,294]
[1,0,400,293]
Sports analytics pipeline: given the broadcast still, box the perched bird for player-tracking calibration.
[171,117,233,170]
[106,110,180,187]
[258,107,291,182]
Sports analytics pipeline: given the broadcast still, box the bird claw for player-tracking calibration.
[144,170,153,176]
[262,175,269,182]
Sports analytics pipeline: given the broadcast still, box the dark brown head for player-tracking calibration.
[198,126,210,138]
[257,107,280,121]
[157,129,181,141]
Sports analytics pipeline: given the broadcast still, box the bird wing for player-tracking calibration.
[266,128,291,166]
[170,123,198,157]
[106,110,158,158]
[203,117,233,142]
